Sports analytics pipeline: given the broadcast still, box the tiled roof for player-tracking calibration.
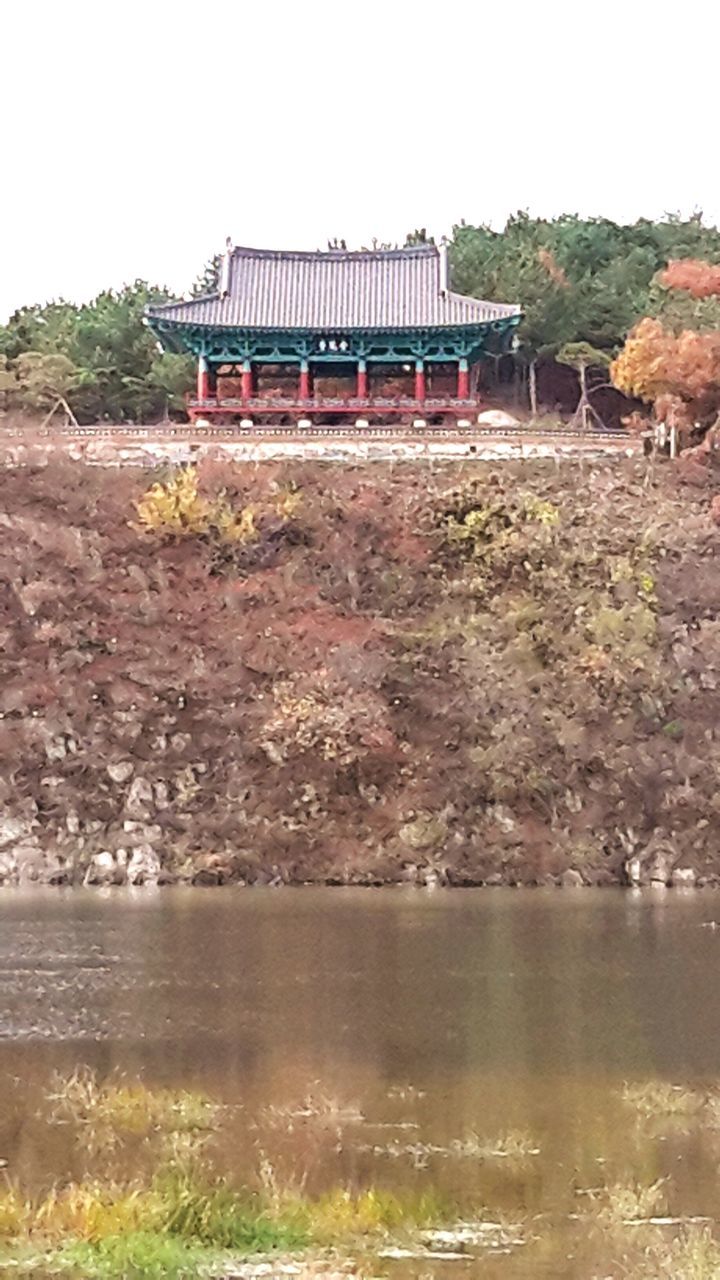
[148,245,521,331]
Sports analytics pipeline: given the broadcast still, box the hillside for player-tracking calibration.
[1,457,719,888]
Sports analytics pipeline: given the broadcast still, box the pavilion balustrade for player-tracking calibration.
[200,355,477,409]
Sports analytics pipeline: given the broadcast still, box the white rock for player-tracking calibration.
[649,854,671,885]
[124,775,154,817]
[0,851,18,881]
[671,867,697,889]
[625,856,642,887]
[84,851,116,887]
[127,844,161,885]
[0,816,31,850]
[493,805,516,834]
[153,781,170,810]
[477,409,521,429]
[107,760,135,784]
[561,868,586,888]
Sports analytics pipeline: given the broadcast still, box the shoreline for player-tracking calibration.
[0,873,710,891]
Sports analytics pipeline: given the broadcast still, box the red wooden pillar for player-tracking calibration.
[299,359,310,401]
[415,359,426,402]
[241,359,253,401]
[357,358,368,400]
[207,363,217,398]
[457,357,470,400]
[197,355,209,401]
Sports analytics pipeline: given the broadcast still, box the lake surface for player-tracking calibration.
[2,887,720,1276]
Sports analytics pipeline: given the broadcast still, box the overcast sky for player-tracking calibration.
[2,0,718,321]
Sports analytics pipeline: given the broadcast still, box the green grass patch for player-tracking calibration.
[0,1071,464,1278]
[0,1173,451,1277]
[10,1231,212,1279]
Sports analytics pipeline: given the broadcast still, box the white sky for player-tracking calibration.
[2,0,718,321]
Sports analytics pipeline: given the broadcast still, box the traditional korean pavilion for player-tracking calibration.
[146,242,521,423]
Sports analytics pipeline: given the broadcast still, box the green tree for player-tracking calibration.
[192,254,222,297]
[451,216,576,412]
[147,352,195,418]
[450,212,720,415]
[405,228,435,246]
[14,352,79,422]
[3,282,179,423]
[557,341,611,430]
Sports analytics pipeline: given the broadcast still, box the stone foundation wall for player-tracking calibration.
[0,432,639,469]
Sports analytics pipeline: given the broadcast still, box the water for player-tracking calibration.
[2,886,720,1276]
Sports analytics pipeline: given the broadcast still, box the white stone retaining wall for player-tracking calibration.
[0,434,639,468]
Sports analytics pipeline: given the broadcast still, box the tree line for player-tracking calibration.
[1,214,720,429]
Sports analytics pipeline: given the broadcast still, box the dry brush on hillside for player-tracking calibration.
[1,457,719,887]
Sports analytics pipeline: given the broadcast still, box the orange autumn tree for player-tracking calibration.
[661,259,720,298]
[611,258,720,442]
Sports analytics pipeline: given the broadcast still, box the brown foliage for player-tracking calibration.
[611,317,720,428]
[661,259,720,298]
[537,247,569,288]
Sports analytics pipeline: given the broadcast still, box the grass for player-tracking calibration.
[156,1170,309,1251]
[620,1080,704,1118]
[700,1093,720,1130]
[297,1187,449,1245]
[584,1178,667,1229]
[622,1225,720,1279]
[359,1129,540,1170]
[0,1231,214,1279]
[0,1072,313,1276]
[258,1092,365,1132]
[449,1130,541,1162]
[1,1068,462,1279]
[0,1152,452,1278]
[47,1068,219,1155]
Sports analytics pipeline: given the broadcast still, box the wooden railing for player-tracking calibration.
[188,395,478,412]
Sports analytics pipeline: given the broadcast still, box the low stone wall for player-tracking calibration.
[0,431,639,468]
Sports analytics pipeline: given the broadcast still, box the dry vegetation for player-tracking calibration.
[1,456,720,887]
[0,1069,454,1278]
[1,1066,720,1278]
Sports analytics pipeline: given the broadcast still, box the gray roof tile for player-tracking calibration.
[148,245,520,331]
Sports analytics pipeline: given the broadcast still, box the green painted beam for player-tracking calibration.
[148,317,521,366]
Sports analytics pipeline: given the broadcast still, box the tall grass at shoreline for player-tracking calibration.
[4,1069,720,1277]
[0,1069,454,1277]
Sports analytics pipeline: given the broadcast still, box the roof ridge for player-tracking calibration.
[445,288,521,316]
[231,244,437,261]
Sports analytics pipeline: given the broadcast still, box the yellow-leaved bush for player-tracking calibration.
[135,466,300,544]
